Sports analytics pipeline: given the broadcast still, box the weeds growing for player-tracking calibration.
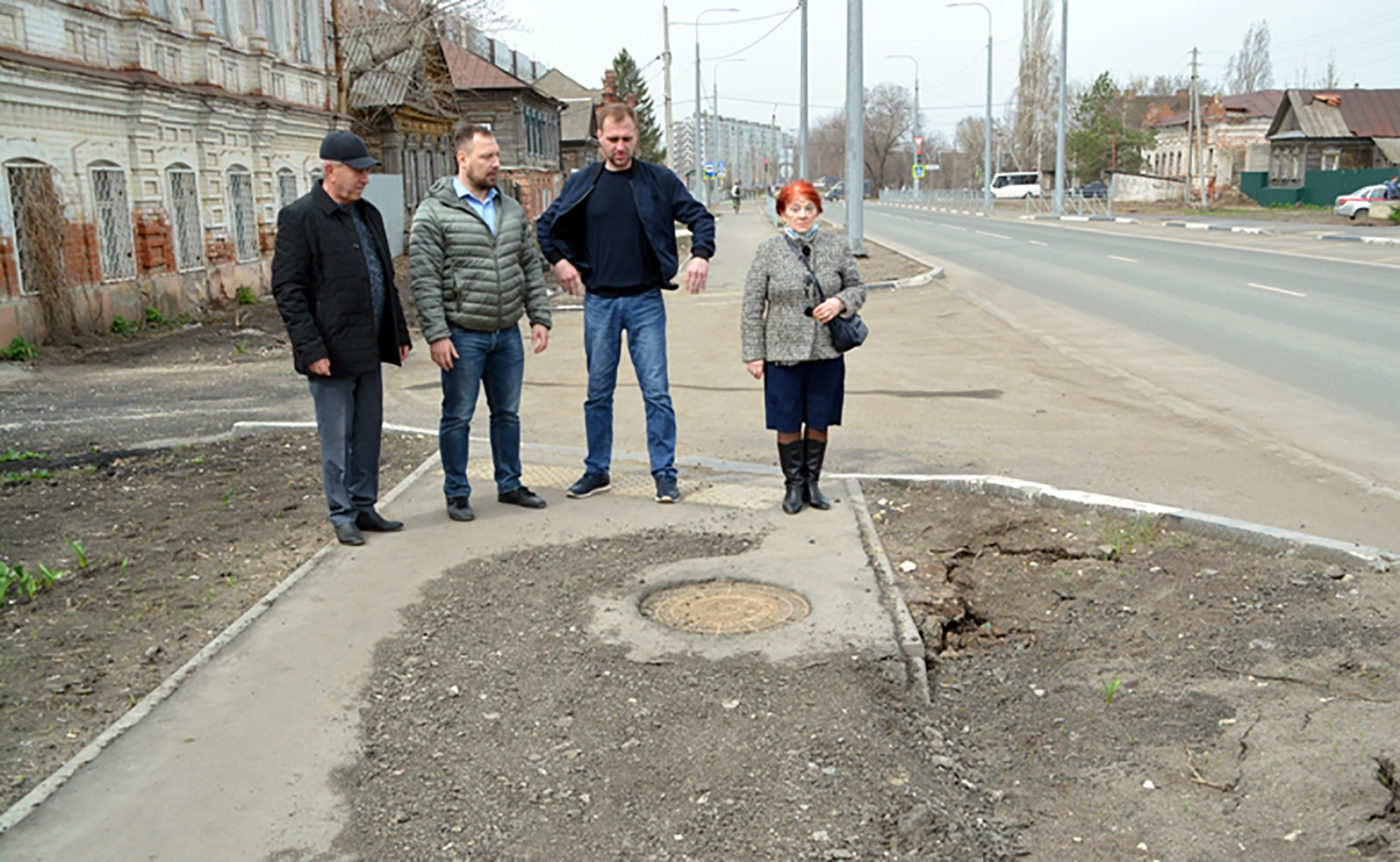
[2,335,37,361]
[235,286,257,305]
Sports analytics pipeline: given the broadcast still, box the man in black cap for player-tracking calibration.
[272,130,413,545]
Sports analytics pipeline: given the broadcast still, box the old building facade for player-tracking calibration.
[0,0,338,344]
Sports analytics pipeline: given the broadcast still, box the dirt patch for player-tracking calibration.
[0,430,436,811]
[866,479,1400,860]
[330,530,1018,860]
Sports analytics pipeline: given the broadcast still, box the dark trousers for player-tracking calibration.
[307,372,383,525]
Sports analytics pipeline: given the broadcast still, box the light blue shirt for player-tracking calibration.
[452,177,499,235]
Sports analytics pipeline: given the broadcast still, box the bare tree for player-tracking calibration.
[808,113,846,182]
[1012,0,1057,172]
[863,83,914,190]
[1224,20,1273,94]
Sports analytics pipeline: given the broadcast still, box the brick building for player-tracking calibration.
[0,0,340,345]
[1142,90,1283,198]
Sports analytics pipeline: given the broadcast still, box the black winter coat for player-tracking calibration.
[272,185,411,377]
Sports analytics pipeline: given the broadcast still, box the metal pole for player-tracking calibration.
[691,8,738,206]
[889,55,919,193]
[949,4,992,213]
[663,4,674,171]
[798,0,809,179]
[1053,0,1068,214]
[694,34,703,202]
[845,0,865,255]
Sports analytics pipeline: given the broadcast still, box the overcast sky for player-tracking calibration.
[503,0,1398,144]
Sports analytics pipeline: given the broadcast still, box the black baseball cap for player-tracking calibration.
[319,130,380,170]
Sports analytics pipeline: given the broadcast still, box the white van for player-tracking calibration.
[990,171,1043,199]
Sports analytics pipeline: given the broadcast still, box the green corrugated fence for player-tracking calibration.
[1241,168,1395,207]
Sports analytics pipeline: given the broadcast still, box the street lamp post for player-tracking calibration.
[692,7,738,207]
[949,2,992,213]
[713,58,746,195]
[888,54,920,194]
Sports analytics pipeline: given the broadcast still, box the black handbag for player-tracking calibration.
[786,237,867,352]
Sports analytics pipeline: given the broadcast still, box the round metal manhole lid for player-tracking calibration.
[640,580,810,635]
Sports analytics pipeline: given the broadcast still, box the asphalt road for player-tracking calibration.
[833,201,1400,426]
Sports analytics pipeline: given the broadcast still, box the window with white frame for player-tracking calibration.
[227,166,257,261]
[295,0,314,63]
[1321,148,1341,171]
[276,168,297,211]
[211,0,231,39]
[259,0,279,52]
[90,165,136,281]
[167,166,203,271]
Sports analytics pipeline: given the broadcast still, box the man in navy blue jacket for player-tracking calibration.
[536,103,716,503]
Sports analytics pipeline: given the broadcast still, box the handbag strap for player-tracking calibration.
[783,236,832,301]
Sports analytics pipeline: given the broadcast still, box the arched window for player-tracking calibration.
[90,162,136,281]
[166,164,203,271]
[227,165,257,261]
[4,160,64,295]
[276,167,298,211]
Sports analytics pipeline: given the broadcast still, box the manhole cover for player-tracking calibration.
[640,580,810,635]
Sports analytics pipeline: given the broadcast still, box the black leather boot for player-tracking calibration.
[778,440,806,514]
[803,438,831,510]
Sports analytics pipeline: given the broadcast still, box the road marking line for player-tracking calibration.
[942,224,967,231]
[1028,240,1048,247]
[975,230,1012,240]
[1107,254,1138,263]
[1247,282,1307,297]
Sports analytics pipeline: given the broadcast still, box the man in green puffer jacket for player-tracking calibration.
[409,122,553,523]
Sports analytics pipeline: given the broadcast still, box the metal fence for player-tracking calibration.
[228,168,257,262]
[880,186,1114,217]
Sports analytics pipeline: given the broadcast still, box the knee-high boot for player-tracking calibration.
[803,438,831,510]
[778,440,806,514]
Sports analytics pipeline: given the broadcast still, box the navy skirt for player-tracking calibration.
[763,357,845,432]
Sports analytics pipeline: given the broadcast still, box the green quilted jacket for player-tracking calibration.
[409,177,552,343]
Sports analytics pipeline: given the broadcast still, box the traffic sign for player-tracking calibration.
[703,161,716,177]
[717,160,727,178]
[912,164,926,179]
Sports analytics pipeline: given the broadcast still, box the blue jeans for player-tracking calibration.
[583,289,676,480]
[439,325,525,499]
[307,372,383,525]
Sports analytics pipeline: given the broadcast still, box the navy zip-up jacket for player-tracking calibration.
[535,160,715,289]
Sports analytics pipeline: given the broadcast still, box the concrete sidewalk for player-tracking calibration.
[1,450,920,860]
[0,210,933,859]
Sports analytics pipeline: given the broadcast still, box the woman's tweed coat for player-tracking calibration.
[740,230,867,364]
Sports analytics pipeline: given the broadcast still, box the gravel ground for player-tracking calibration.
[329,530,1019,861]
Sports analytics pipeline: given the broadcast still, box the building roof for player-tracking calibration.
[1268,88,1400,140]
[441,38,529,90]
[1146,90,1283,129]
[559,97,597,142]
[535,68,596,100]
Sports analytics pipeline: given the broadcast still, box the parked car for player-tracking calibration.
[823,179,872,201]
[1074,180,1109,198]
[1333,184,1389,220]
[991,171,1043,199]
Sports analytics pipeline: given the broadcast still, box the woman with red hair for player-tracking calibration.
[741,180,867,514]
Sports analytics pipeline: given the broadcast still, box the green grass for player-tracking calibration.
[235,286,257,305]
[111,315,137,335]
[144,307,169,327]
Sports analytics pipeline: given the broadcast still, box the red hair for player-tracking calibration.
[776,180,822,215]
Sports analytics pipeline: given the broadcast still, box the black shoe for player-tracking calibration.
[654,475,680,503]
[446,496,475,521]
[334,521,365,546]
[498,486,547,509]
[803,438,831,510]
[778,440,805,515]
[356,508,404,532]
[567,472,611,498]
